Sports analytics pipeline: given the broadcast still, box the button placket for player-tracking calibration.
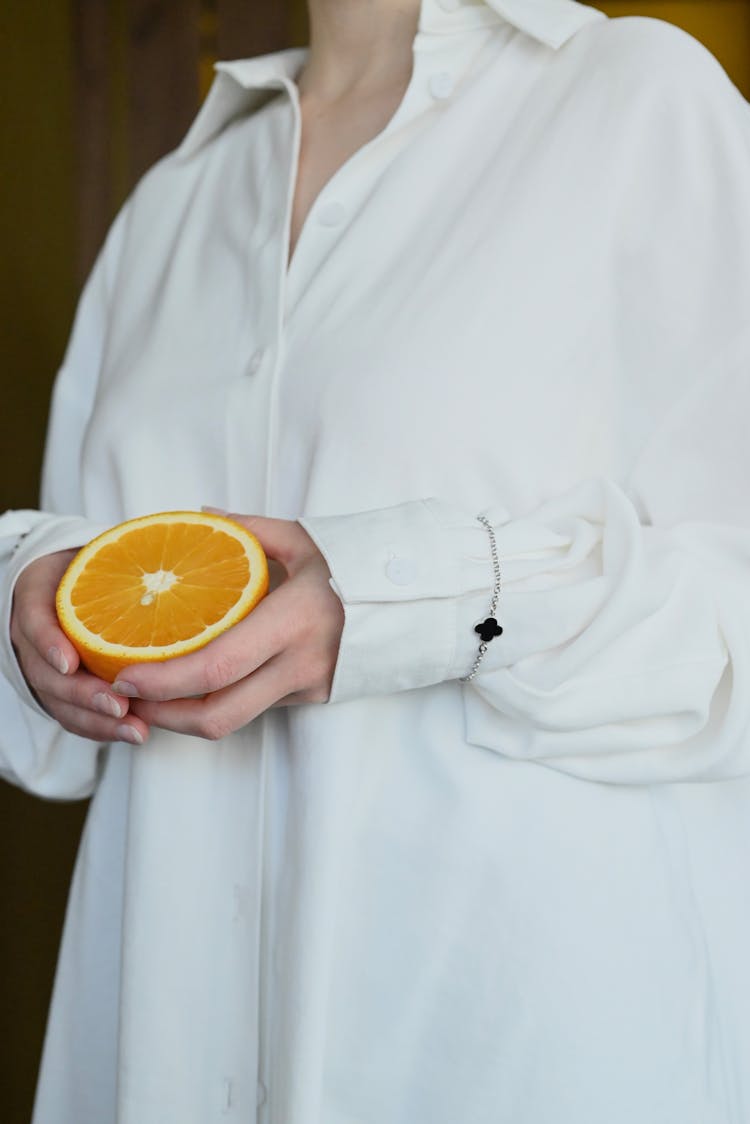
[285,34,477,317]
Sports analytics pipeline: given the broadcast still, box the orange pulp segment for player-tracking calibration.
[56,511,269,683]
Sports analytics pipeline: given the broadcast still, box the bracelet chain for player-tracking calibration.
[460,514,503,683]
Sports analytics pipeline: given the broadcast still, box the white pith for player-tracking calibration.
[140,569,180,606]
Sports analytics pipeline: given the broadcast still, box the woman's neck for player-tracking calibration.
[299,0,422,102]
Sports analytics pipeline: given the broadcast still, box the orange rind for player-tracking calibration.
[55,511,269,682]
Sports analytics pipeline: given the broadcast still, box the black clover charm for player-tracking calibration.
[475,617,503,643]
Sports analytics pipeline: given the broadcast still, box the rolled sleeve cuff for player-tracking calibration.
[299,499,496,702]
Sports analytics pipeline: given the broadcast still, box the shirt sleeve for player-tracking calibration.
[0,205,129,798]
[300,30,750,786]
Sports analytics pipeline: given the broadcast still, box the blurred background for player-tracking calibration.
[1,1,749,1119]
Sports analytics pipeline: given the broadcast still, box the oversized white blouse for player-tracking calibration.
[2,0,750,1120]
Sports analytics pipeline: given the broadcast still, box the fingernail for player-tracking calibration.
[112,680,138,697]
[47,646,69,675]
[93,692,123,719]
[116,725,144,746]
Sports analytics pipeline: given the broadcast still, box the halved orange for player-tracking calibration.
[56,511,269,683]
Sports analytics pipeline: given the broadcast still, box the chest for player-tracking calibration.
[85,79,681,521]
[289,87,406,262]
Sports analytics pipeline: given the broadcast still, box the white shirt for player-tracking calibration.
[2,1,750,1120]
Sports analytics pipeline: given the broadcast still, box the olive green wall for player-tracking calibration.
[1,4,77,509]
[0,6,87,1123]
[595,0,750,96]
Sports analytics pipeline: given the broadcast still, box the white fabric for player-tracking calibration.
[2,0,750,1119]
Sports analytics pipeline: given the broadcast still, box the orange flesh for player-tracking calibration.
[69,523,251,647]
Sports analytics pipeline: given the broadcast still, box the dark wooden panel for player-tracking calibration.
[1,4,81,1116]
[0,789,87,1124]
[289,0,310,47]
[72,0,113,284]
[126,0,201,182]
[216,0,294,60]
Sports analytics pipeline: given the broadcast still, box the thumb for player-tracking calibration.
[204,509,306,569]
[232,514,305,566]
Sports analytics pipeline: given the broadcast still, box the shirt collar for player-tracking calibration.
[177,47,306,159]
[177,0,604,159]
[421,0,604,47]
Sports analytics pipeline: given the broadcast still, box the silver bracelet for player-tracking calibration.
[460,514,503,683]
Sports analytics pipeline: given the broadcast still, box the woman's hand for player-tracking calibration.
[117,516,345,740]
[10,549,150,745]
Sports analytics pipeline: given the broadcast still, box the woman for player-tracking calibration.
[2,0,750,1120]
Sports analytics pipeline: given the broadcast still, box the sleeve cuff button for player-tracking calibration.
[385,557,417,586]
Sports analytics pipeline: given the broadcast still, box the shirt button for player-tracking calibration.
[246,349,265,376]
[386,557,417,586]
[317,200,348,227]
[257,1081,267,1107]
[429,72,454,100]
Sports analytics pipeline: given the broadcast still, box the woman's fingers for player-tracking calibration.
[227,513,312,571]
[130,654,297,739]
[11,548,149,745]
[206,511,322,576]
[14,632,147,743]
[131,598,338,738]
[37,692,149,746]
[11,548,82,675]
[112,587,291,702]
[14,635,132,719]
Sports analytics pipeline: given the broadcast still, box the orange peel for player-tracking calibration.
[55,510,269,683]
